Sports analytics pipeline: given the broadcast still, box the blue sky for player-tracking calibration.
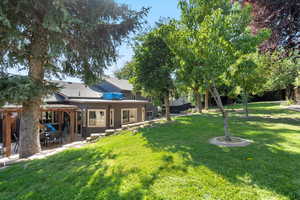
[9,0,181,82]
[109,0,181,76]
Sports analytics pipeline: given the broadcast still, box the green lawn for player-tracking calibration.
[1,102,300,200]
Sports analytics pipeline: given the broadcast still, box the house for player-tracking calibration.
[46,77,156,137]
[0,77,156,157]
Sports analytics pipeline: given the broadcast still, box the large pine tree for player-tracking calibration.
[0,0,147,158]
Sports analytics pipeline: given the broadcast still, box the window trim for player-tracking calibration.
[87,109,106,128]
[121,108,137,124]
[142,107,145,121]
[41,111,59,124]
[146,111,153,120]
[110,109,114,127]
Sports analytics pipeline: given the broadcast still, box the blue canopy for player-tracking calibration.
[102,92,124,100]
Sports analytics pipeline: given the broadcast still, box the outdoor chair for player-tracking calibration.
[47,131,63,145]
[40,132,49,147]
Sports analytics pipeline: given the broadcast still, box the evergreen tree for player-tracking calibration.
[0,0,147,158]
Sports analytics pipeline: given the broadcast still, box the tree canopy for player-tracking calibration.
[0,0,147,158]
[114,61,135,80]
[177,0,270,140]
[245,0,300,52]
[0,0,147,84]
[130,24,177,121]
[229,52,267,116]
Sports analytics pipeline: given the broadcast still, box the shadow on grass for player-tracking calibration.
[0,145,179,200]
[140,109,300,200]
[228,102,300,126]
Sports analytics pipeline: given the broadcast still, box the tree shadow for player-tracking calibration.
[227,102,300,127]
[0,144,185,200]
[140,114,300,200]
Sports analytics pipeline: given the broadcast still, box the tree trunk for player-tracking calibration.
[286,84,294,102]
[19,35,45,158]
[205,89,209,110]
[194,89,202,113]
[242,91,249,118]
[19,101,42,158]
[286,86,291,101]
[209,83,231,141]
[164,93,171,121]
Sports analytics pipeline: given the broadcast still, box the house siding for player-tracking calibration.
[66,102,146,137]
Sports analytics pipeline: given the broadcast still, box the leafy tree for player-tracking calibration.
[163,22,205,113]
[229,53,267,117]
[114,61,135,80]
[262,51,300,101]
[0,0,147,158]
[130,25,177,121]
[244,0,300,52]
[179,0,270,141]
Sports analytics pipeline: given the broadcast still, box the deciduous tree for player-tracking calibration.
[130,25,177,121]
[179,0,269,140]
[229,53,267,117]
[114,61,135,80]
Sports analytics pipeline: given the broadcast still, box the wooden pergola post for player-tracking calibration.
[75,112,78,135]
[3,112,12,157]
[69,111,75,142]
[57,111,62,132]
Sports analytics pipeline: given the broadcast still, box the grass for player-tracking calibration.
[1,102,300,200]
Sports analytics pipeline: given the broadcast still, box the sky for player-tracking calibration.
[9,0,181,82]
[108,0,181,76]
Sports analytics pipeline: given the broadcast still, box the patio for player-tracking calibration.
[0,104,82,158]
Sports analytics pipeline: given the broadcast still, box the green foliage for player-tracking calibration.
[0,0,148,107]
[230,52,267,96]
[163,21,206,99]
[0,75,59,105]
[114,61,135,80]
[130,24,177,99]
[178,1,270,85]
[1,102,300,200]
[262,51,299,91]
[0,0,148,84]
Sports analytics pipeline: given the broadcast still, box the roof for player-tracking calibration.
[42,78,144,104]
[0,104,78,112]
[44,93,65,102]
[53,81,103,99]
[103,77,133,91]
[68,99,149,104]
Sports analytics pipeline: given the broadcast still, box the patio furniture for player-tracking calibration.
[47,131,62,145]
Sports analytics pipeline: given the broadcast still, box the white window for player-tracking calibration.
[42,111,58,124]
[110,109,114,127]
[121,108,137,124]
[142,107,145,121]
[88,110,106,127]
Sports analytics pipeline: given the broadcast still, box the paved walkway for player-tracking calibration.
[0,141,87,169]
[286,105,300,112]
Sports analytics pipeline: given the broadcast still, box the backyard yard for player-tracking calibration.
[0,102,299,200]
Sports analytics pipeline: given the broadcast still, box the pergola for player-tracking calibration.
[0,104,78,157]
